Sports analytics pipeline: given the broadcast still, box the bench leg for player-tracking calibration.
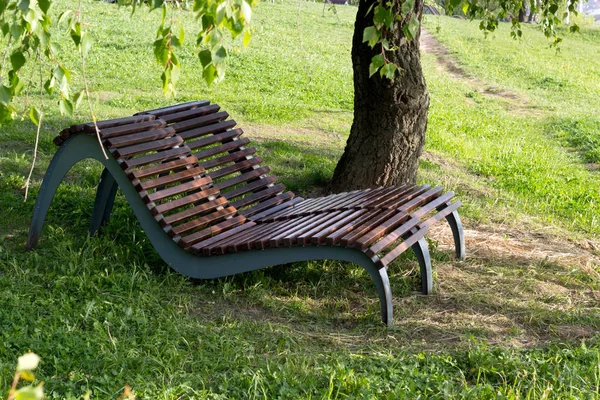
[411,237,432,295]
[368,265,393,326]
[444,208,465,260]
[90,168,118,236]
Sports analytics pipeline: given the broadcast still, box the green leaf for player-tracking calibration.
[240,0,252,22]
[43,77,54,95]
[57,10,72,25]
[10,23,23,40]
[13,385,44,400]
[362,26,379,48]
[59,98,73,116]
[401,0,415,15]
[179,25,185,44]
[212,46,227,65]
[374,6,393,29]
[369,54,385,77]
[10,51,26,71]
[0,85,12,105]
[20,370,35,381]
[243,30,251,47]
[380,63,397,80]
[17,0,29,13]
[73,90,85,109]
[202,64,217,86]
[153,38,169,65]
[462,2,469,14]
[81,33,93,56]
[403,16,419,40]
[198,49,212,68]
[38,0,50,13]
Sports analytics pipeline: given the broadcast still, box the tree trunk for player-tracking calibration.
[330,0,429,192]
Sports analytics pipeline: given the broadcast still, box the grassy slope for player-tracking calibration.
[1,1,600,398]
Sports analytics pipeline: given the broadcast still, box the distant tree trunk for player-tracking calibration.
[330,0,429,192]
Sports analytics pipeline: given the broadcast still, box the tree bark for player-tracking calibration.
[330,0,429,192]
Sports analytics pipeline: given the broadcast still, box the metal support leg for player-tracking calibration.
[363,264,393,326]
[411,237,432,295]
[90,168,118,236]
[445,209,466,260]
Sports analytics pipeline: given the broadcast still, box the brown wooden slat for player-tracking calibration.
[194,138,251,161]
[105,127,175,148]
[265,196,328,220]
[178,120,237,141]
[171,206,237,236]
[329,189,375,210]
[339,209,396,247]
[153,187,220,215]
[418,201,461,230]
[215,166,270,191]
[180,215,246,248]
[213,222,276,252]
[378,227,429,266]
[264,215,318,248]
[139,166,206,191]
[231,184,284,209]
[187,129,243,151]
[323,190,362,210]
[209,156,263,180]
[122,146,191,170]
[353,211,410,250]
[325,209,381,245]
[146,176,213,203]
[378,185,430,209]
[196,222,257,256]
[78,114,156,133]
[361,185,410,209]
[411,192,455,219]
[310,209,369,245]
[223,176,278,200]
[296,210,355,245]
[99,120,166,140]
[372,185,414,208]
[113,136,184,159]
[172,111,229,132]
[163,197,229,225]
[130,155,199,180]
[280,212,342,246]
[201,148,256,170]
[369,216,420,254]
[136,100,210,117]
[247,196,303,221]
[351,187,398,209]
[398,186,444,213]
[241,191,297,218]
[160,104,220,123]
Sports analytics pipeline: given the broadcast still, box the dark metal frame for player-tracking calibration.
[27,134,465,326]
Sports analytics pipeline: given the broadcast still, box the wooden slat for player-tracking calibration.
[153,187,220,215]
[136,100,210,117]
[201,148,256,170]
[379,227,429,266]
[353,211,410,250]
[369,216,420,254]
[223,176,278,200]
[186,129,243,151]
[230,184,285,209]
[163,197,229,225]
[130,155,198,180]
[209,157,263,180]
[178,120,237,141]
[196,222,257,256]
[329,189,375,210]
[325,209,381,245]
[296,210,355,245]
[214,166,270,191]
[280,212,342,246]
[411,192,455,219]
[264,215,319,248]
[418,201,461,230]
[78,114,156,133]
[339,209,396,247]
[105,127,175,148]
[397,186,444,213]
[146,176,213,203]
[138,166,205,191]
[361,185,410,209]
[113,136,184,159]
[172,111,229,132]
[375,185,429,210]
[194,138,251,160]
[99,120,166,139]
[171,206,237,236]
[181,215,246,248]
[247,195,303,221]
[122,146,191,170]
[160,104,221,123]
[310,209,369,245]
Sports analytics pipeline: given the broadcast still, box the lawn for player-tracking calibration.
[1,0,600,398]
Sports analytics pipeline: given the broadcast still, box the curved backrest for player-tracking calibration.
[54,101,296,250]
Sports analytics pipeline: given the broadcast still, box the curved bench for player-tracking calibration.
[27,101,465,326]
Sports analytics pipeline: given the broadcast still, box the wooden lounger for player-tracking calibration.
[27,101,465,326]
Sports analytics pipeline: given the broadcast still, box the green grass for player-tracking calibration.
[1,1,600,398]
